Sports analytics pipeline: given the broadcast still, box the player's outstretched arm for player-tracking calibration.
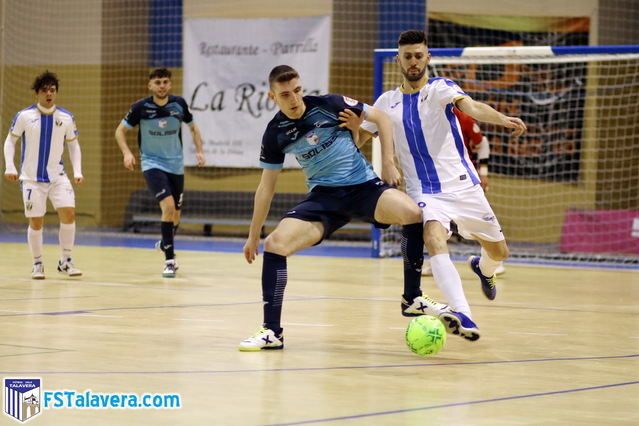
[114,122,136,171]
[189,123,206,167]
[244,168,280,264]
[67,140,84,184]
[363,107,401,186]
[3,133,19,182]
[457,97,527,137]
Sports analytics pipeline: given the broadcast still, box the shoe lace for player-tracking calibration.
[485,275,496,288]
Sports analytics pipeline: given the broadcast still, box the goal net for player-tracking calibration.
[373,45,639,263]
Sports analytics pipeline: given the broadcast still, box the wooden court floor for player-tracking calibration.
[1,241,638,425]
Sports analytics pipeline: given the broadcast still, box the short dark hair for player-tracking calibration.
[398,30,428,47]
[149,68,172,80]
[32,71,59,93]
[268,65,299,87]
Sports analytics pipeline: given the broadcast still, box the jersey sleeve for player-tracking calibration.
[122,102,142,128]
[360,93,388,134]
[433,78,469,108]
[178,97,194,125]
[259,126,284,170]
[325,94,366,117]
[9,112,25,137]
[65,116,79,141]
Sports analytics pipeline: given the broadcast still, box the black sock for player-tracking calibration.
[161,221,175,260]
[262,251,287,334]
[401,222,424,302]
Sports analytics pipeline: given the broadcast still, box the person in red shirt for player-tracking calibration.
[423,107,505,276]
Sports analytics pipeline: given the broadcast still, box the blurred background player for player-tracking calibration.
[115,68,205,278]
[239,65,460,351]
[422,107,505,277]
[3,71,84,279]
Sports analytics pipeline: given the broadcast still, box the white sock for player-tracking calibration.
[430,253,471,317]
[59,222,76,261]
[478,247,501,277]
[27,226,43,264]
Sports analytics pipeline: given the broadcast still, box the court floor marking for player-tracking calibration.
[263,380,639,426]
[1,353,637,376]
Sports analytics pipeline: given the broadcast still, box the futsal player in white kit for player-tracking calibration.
[3,71,84,279]
[345,30,526,338]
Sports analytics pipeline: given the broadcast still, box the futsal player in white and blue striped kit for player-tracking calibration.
[239,65,464,351]
[3,71,84,279]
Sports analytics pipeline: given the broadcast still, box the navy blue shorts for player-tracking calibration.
[143,168,184,210]
[284,177,392,242]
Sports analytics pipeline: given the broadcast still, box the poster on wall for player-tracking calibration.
[182,16,331,168]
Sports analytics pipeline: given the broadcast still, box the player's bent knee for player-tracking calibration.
[424,233,448,254]
[264,233,291,256]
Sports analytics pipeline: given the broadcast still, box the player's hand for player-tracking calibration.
[74,176,84,184]
[502,116,527,138]
[243,236,260,264]
[382,162,402,187]
[196,151,206,167]
[123,153,136,171]
[4,173,18,182]
[480,175,489,191]
[338,109,364,133]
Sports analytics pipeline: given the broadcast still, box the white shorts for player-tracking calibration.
[413,185,504,242]
[21,178,75,218]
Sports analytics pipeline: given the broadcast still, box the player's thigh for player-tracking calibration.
[49,178,76,211]
[453,187,504,243]
[21,181,49,218]
[373,189,422,225]
[166,173,184,210]
[143,169,172,202]
[265,218,324,255]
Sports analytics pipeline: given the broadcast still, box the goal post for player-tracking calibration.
[371,45,639,263]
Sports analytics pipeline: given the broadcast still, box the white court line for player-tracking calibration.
[283,322,334,327]
[176,318,225,322]
[507,331,566,336]
[389,327,407,330]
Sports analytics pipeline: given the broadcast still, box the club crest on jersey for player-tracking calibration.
[158,119,168,128]
[342,96,358,106]
[305,132,320,146]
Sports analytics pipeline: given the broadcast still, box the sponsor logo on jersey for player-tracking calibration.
[305,132,320,146]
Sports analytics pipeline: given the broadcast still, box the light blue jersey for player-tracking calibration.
[260,94,377,189]
[122,95,193,175]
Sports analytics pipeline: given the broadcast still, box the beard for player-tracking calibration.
[401,66,426,82]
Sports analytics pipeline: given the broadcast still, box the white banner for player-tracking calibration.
[183,16,331,168]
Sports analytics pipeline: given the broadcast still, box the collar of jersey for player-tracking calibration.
[399,82,425,95]
[36,104,56,115]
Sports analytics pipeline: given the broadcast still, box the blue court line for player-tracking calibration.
[264,380,639,426]
[0,232,371,258]
[0,231,636,270]
[1,353,637,376]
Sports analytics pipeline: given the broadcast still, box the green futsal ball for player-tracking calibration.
[405,315,447,356]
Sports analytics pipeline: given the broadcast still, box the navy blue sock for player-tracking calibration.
[262,251,287,334]
[401,223,424,301]
[160,221,175,260]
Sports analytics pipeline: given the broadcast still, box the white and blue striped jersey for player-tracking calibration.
[260,94,377,190]
[9,105,78,183]
[363,78,480,198]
